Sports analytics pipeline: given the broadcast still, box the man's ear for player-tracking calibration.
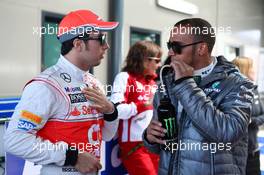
[72,39,83,52]
[198,43,208,56]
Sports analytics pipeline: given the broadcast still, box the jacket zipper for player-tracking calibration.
[168,111,186,175]
[210,153,214,175]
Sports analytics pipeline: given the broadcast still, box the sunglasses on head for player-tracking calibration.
[81,34,107,45]
[148,57,161,64]
[167,41,203,54]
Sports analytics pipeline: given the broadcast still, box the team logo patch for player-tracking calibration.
[62,167,78,172]
[60,73,71,83]
[212,81,220,89]
[68,93,87,103]
[193,75,201,84]
[202,69,212,75]
[21,110,42,124]
[17,119,37,131]
[204,81,221,93]
[64,86,82,93]
[70,107,81,116]
[69,105,99,117]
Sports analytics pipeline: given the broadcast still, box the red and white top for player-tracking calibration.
[111,72,157,142]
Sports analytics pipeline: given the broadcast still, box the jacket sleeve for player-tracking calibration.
[110,72,137,120]
[4,81,68,166]
[171,78,254,144]
[252,114,264,126]
[102,119,119,141]
[142,92,161,154]
[251,92,264,126]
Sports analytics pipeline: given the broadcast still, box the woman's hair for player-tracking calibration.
[122,40,162,74]
[232,56,253,78]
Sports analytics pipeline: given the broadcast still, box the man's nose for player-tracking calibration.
[168,48,175,56]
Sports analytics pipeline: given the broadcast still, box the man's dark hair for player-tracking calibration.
[60,33,90,56]
[61,37,75,55]
[122,41,162,75]
[174,18,215,53]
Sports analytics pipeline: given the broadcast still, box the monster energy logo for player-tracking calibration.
[164,117,176,138]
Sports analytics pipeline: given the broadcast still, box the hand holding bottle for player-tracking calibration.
[146,120,167,145]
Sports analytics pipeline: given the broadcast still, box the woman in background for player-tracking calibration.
[111,41,162,175]
[232,56,264,175]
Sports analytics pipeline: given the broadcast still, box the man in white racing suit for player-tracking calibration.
[4,9,119,175]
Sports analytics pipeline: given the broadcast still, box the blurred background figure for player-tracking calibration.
[232,56,264,175]
[111,41,162,175]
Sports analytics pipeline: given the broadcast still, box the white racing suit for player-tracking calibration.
[4,55,118,175]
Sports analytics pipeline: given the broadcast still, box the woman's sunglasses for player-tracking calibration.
[82,34,107,45]
[148,57,161,64]
[167,41,203,54]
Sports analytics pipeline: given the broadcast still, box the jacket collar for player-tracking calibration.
[199,56,237,87]
[57,55,86,82]
[163,56,238,87]
[194,56,217,78]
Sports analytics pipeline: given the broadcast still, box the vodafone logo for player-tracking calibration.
[88,124,100,144]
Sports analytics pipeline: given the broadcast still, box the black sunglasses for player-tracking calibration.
[167,41,203,54]
[81,34,107,45]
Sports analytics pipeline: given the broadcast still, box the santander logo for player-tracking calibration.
[70,107,81,116]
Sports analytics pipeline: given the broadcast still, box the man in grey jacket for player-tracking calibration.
[143,18,255,175]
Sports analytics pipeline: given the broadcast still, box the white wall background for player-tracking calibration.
[0,0,109,97]
[0,0,264,97]
[123,0,264,90]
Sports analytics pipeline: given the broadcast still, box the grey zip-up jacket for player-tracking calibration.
[248,88,264,154]
[143,56,255,175]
